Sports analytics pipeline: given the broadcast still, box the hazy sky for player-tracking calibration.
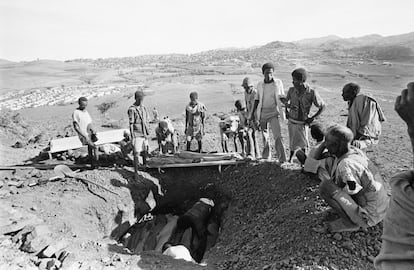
[1,0,413,61]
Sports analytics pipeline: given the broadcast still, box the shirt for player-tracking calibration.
[286,85,324,122]
[244,88,257,117]
[72,109,92,138]
[128,104,149,137]
[347,94,386,140]
[332,147,390,226]
[255,79,285,121]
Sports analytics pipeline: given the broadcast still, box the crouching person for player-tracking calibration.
[318,125,390,232]
[155,118,178,154]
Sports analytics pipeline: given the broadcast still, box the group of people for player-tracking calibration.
[71,62,414,269]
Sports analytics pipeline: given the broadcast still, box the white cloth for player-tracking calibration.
[72,109,92,137]
[163,245,195,263]
[255,79,285,121]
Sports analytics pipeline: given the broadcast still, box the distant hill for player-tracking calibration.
[296,35,342,46]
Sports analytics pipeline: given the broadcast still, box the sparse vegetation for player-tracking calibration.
[96,101,117,119]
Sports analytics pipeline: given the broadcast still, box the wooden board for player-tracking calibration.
[146,159,245,169]
[49,129,128,154]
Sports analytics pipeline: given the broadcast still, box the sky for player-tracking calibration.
[0,0,413,61]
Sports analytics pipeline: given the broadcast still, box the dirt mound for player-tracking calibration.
[207,162,382,270]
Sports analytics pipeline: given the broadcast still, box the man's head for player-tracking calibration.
[342,83,360,102]
[189,91,198,105]
[158,120,169,132]
[262,62,274,82]
[241,77,254,93]
[310,123,325,142]
[325,125,354,157]
[292,68,307,90]
[134,90,145,105]
[78,97,88,110]
[234,99,244,111]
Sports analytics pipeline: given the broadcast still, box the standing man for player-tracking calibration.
[185,91,206,153]
[128,90,150,176]
[242,77,260,159]
[251,62,287,162]
[342,83,386,149]
[72,97,99,167]
[281,68,325,161]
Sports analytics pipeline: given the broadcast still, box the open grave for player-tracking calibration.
[0,161,384,270]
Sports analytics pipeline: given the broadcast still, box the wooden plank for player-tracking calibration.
[49,129,128,153]
[146,159,245,169]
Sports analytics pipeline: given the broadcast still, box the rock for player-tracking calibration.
[28,179,39,187]
[57,250,70,263]
[361,250,367,257]
[341,241,355,251]
[0,180,4,188]
[40,240,69,258]
[38,258,61,270]
[9,186,19,194]
[7,180,24,188]
[333,233,342,241]
[20,225,52,253]
[367,255,375,263]
[12,141,26,148]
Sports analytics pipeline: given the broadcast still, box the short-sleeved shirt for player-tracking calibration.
[332,147,389,226]
[244,88,257,115]
[128,104,149,137]
[286,85,324,122]
[72,109,92,138]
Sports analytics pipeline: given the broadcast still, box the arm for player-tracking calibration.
[127,108,135,139]
[185,108,189,133]
[395,83,414,165]
[73,122,88,140]
[307,90,326,124]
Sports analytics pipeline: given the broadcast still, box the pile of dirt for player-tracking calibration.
[206,162,382,270]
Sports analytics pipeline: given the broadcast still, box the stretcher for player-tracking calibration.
[146,158,246,173]
[48,129,128,159]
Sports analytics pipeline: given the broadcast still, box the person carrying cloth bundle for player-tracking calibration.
[281,68,325,162]
[185,91,207,153]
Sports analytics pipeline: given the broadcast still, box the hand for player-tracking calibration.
[351,140,363,149]
[395,84,414,128]
[305,117,314,125]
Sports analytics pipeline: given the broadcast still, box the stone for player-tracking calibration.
[367,255,375,263]
[20,225,52,253]
[0,180,4,188]
[40,240,69,258]
[333,233,342,241]
[8,180,24,188]
[28,179,39,187]
[341,241,355,251]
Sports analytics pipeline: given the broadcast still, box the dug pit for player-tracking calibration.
[109,166,232,266]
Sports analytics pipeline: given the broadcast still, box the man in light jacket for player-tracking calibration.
[251,62,287,162]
